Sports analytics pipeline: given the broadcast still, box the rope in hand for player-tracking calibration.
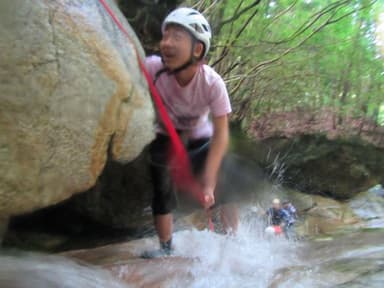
[97,0,214,231]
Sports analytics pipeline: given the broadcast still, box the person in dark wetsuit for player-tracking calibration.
[265,198,298,239]
[266,198,290,226]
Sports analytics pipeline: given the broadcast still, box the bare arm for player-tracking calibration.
[201,114,229,208]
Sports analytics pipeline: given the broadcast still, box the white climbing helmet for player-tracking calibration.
[272,198,281,205]
[162,7,212,57]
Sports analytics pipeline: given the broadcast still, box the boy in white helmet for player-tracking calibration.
[143,7,235,258]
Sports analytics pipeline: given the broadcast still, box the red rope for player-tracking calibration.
[97,0,209,210]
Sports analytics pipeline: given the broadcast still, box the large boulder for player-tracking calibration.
[256,135,383,199]
[0,0,154,224]
[242,110,384,199]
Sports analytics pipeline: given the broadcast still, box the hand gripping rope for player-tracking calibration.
[97,0,214,231]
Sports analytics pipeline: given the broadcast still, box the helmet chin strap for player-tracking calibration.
[167,57,196,75]
[154,38,202,84]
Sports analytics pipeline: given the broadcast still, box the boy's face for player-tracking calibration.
[160,24,195,70]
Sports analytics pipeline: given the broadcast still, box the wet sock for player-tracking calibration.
[160,239,173,254]
[141,239,173,259]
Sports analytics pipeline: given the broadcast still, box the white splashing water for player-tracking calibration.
[168,218,300,288]
[119,207,302,288]
[0,252,132,288]
[2,212,382,287]
[0,207,303,288]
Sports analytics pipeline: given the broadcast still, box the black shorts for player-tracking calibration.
[149,134,208,215]
[149,134,236,215]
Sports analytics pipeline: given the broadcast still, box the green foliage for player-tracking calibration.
[184,0,384,126]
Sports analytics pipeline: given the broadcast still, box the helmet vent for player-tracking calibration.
[202,24,210,32]
[189,23,204,33]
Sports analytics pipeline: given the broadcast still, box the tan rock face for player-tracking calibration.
[0,0,154,218]
[294,194,361,236]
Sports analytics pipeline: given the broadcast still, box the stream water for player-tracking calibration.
[0,251,130,288]
[1,202,383,287]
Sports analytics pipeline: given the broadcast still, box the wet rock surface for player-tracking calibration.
[349,186,384,228]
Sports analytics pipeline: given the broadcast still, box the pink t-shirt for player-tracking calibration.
[145,55,231,139]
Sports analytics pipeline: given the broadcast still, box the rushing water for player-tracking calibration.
[0,208,300,288]
[2,201,382,288]
[160,225,300,287]
[0,252,131,288]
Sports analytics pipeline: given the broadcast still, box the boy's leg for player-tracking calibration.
[143,135,177,258]
[155,214,173,243]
